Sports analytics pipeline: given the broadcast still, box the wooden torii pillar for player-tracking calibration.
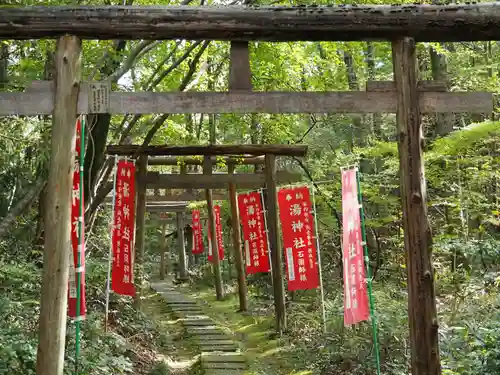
[392,38,441,374]
[147,204,189,281]
[36,36,81,375]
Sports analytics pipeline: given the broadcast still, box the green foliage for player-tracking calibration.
[3,1,500,374]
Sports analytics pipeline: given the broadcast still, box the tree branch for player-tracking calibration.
[138,41,210,151]
[118,41,203,144]
[0,176,46,241]
[143,40,181,90]
[291,156,342,231]
[108,40,156,83]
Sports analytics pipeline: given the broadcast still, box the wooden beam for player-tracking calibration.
[160,223,167,280]
[104,192,227,203]
[392,38,441,375]
[366,80,447,92]
[146,205,188,213]
[176,212,188,280]
[148,214,208,223]
[107,144,308,157]
[4,4,500,42]
[204,156,224,300]
[36,36,81,375]
[0,86,492,116]
[143,170,301,189]
[264,154,287,334]
[148,155,265,165]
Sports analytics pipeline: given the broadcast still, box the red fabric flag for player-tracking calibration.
[191,210,204,254]
[208,205,225,262]
[341,168,370,325]
[278,186,320,291]
[68,118,86,319]
[111,160,136,297]
[238,191,270,274]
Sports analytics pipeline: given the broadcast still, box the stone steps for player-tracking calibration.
[151,281,247,375]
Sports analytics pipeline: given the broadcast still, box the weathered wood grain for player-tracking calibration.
[204,156,224,300]
[36,36,81,375]
[148,155,265,165]
[265,154,287,334]
[393,38,441,375]
[366,80,447,92]
[3,4,500,41]
[104,192,227,203]
[176,212,188,280]
[146,205,189,213]
[0,85,492,115]
[143,170,301,189]
[107,144,308,157]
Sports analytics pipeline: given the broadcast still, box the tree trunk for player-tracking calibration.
[392,37,441,375]
[0,43,7,89]
[429,43,454,137]
[34,50,56,245]
[0,177,46,240]
[343,50,367,148]
[36,36,81,375]
[366,42,382,139]
[83,41,127,205]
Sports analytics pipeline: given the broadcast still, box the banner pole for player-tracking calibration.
[105,155,119,332]
[75,115,85,375]
[259,188,273,281]
[310,185,327,333]
[355,168,381,375]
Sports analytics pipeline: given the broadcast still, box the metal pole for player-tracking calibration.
[310,184,327,333]
[259,188,273,280]
[355,168,381,375]
[74,115,85,375]
[104,155,119,332]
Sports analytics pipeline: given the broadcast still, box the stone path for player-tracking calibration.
[150,280,247,375]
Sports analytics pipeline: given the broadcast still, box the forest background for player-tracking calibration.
[1,0,500,374]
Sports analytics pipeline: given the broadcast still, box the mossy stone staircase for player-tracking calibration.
[151,281,247,375]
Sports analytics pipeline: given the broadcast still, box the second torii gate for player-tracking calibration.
[106,143,308,331]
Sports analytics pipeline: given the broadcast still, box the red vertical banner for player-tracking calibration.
[341,168,370,325]
[238,191,270,274]
[208,205,225,262]
[68,118,86,319]
[191,210,204,254]
[278,186,320,291]
[111,160,136,297]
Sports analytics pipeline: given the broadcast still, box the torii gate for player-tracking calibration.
[1,4,498,375]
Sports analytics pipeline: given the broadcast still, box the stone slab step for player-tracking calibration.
[163,298,196,304]
[200,345,239,352]
[183,320,214,327]
[194,334,233,341]
[201,353,246,363]
[198,339,236,346]
[203,370,245,375]
[168,304,201,309]
[186,327,223,335]
[203,362,247,370]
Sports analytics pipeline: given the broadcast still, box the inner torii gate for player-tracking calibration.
[2,4,498,375]
[104,152,302,312]
[106,144,306,325]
